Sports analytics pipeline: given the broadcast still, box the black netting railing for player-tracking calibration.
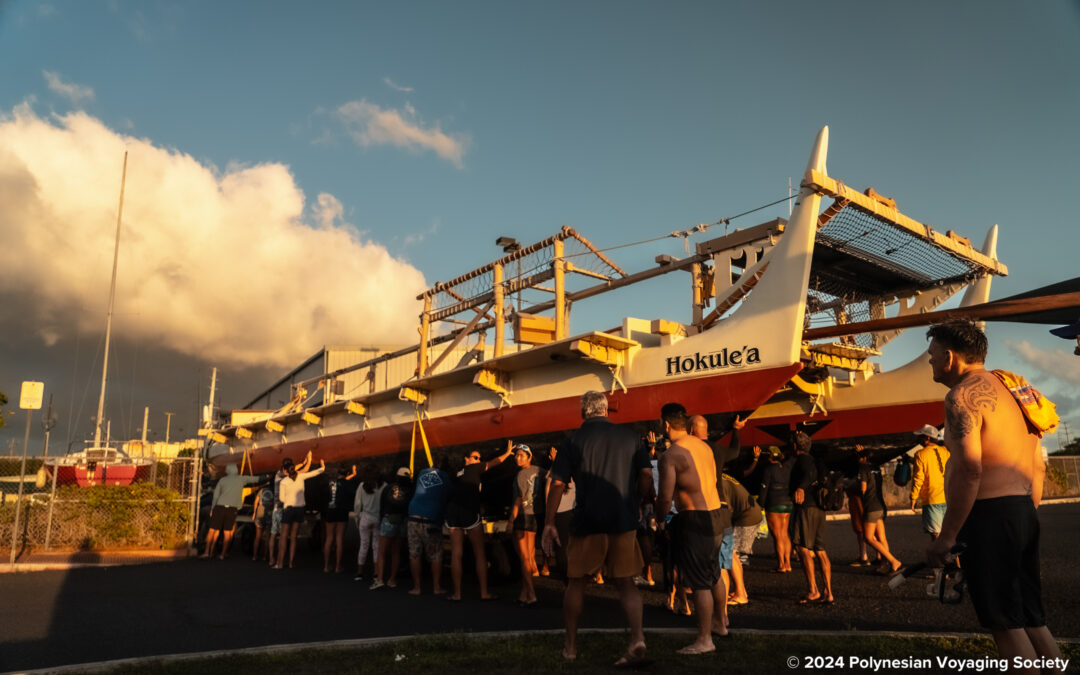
[807,203,986,348]
[817,206,976,283]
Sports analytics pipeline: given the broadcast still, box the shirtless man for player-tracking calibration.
[689,414,745,625]
[926,322,1062,672]
[656,403,728,655]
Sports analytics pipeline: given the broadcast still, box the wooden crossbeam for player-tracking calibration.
[571,337,630,367]
[473,368,511,406]
[803,292,1080,341]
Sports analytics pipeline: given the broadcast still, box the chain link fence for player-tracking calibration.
[875,456,1079,508]
[0,449,202,561]
[1046,456,1080,497]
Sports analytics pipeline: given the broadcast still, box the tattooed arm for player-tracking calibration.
[927,378,989,566]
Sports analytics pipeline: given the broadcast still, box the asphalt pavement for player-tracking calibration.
[2,501,1078,672]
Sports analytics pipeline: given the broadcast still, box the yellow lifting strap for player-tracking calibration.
[239,447,249,475]
[409,410,435,476]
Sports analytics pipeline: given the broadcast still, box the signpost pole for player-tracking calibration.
[10,382,44,566]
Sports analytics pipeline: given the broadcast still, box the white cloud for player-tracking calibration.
[43,71,94,104]
[337,99,468,169]
[310,128,334,147]
[312,193,344,230]
[1004,340,1080,384]
[1004,339,1080,432]
[383,77,414,93]
[0,103,428,370]
[403,219,440,247]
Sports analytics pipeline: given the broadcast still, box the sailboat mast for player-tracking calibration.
[93,151,128,449]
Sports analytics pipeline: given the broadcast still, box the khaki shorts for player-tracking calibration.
[566,531,643,579]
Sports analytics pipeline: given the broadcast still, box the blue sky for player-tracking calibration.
[1,1,1078,451]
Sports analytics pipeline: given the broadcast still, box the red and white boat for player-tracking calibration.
[46,444,153,487]
[209,126,1011,472]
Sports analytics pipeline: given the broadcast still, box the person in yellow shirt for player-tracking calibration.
[909,424,949,540]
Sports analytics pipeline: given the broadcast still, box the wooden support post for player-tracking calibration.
[494,263,505,357]
[418,295,431,376]
[691,262,703,328]
[554,239,567,340]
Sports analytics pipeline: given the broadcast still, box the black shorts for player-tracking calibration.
[444,503,481,530]
[791,505,826,551]
[959,495,1046,630]
[672,509,724,591]
[208,505,237,530]
[513,513,539,533]
[324,507,349,523]
[283,506,305,525]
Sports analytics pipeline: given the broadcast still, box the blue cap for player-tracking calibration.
[1050,317,1080,340]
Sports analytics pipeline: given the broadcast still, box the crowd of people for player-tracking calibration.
[197,321,1062,671]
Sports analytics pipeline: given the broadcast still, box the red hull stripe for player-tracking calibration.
[244,363,803,473]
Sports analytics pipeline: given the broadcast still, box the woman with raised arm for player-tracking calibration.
[275,453,324,570]
[444,441,514,601]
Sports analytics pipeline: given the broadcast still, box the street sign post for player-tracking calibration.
[19,382,44,410]
[11,381,44,565]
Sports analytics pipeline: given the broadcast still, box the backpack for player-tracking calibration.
[812,460,846,512]
[893,457,913,487]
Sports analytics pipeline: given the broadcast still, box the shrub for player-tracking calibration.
[1,482,191,551]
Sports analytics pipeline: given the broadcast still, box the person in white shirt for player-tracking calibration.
[353,465,385,581]
[274,457,325,570]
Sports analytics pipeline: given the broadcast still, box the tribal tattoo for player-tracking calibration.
[945,376,997,438]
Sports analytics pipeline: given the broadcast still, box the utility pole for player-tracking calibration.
[164,412,174,444]
[1063,420,1072,447]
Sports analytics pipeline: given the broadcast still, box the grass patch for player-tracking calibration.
[97,631,1078,674]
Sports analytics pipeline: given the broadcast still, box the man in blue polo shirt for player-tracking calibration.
[407,458,452,595]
